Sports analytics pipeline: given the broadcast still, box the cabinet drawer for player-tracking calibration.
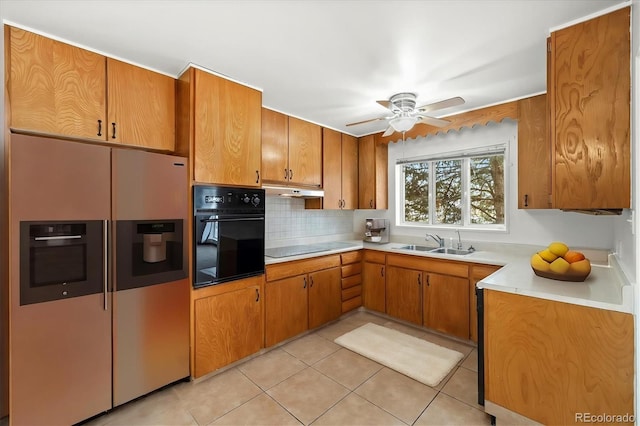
[341,250,362,265]
[342,285,362,301]
[266,254,341,282]
[363,250,386,264]
[470,264,501,281]
[342,263,362,278]
[342,296,362,313]
[387,254,469,278]
[341,274,362,289]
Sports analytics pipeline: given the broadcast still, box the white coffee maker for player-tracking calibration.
[364,218,389,243]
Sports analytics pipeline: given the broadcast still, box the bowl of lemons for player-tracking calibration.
[530,242,591,282]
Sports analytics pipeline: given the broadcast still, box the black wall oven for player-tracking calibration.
[193,185,265,288]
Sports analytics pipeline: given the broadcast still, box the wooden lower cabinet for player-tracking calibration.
[485,290,634,425]
[340,251,363,313]
[362,251,386,313]
[265,275,308,347]
[193,277,263,378]
[308,268,342,329]
[264,254,342,347]
[385,266,422,326]
[423,273,469,339]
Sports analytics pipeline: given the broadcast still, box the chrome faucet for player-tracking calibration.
[426,233,444,248]
[456,230,462,250]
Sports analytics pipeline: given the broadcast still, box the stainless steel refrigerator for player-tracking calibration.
[9,134,189,425]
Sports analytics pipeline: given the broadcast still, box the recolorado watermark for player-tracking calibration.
[576,413,635,423]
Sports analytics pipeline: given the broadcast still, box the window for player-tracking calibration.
[398,147,506,229]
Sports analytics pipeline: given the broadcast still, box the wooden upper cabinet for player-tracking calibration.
[288,117,322,187]
[322,128,343,209]
[315,129,358,210]
[517,94,551,209]
[7,26,106,140]
[358,135,388,209]
[550,7,630,209]
[261,108,289,183]
[341,134,358,209]
[191,68,262,186]
[106,58,175,150]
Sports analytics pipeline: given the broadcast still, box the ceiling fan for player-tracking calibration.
[347,93,465,137]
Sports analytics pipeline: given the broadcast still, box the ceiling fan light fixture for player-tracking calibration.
[389,115,418,132]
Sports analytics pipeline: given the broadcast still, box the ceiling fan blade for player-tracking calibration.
[376,100,393,110]
[346,116,393,126]
[417,115,450,127]
[382,126,395,137]
[416,96,465,113]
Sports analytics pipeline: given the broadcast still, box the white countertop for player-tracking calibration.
[264,240,633,314]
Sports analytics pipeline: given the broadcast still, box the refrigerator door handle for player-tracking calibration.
[104,219,108,311]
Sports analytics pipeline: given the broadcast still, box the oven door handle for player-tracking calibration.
[199,217,264,223]
[34,235,83,241]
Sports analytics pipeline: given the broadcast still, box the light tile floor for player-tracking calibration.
[77,310,491,426]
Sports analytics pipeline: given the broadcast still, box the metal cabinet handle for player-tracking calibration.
[289,169,293,180]
[381,266,384,277]
[256,170,260,184]
[303,276,307,289]
[111,122,117,139]
[103,220,108,311]
[418,274,421,286]
[369,199,373,208]
[97,119,102,136]
[255,288,260,302]
[524,194,529,207]
[310,276,314,287]
[426,274,430,286]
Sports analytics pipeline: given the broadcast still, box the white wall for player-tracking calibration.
[354,120,618,250]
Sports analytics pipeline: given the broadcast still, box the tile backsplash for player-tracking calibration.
[265,196,354,245]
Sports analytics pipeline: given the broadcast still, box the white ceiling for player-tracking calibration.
[0,0,627,137]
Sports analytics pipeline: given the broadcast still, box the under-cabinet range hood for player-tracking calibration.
[263,184,324,198]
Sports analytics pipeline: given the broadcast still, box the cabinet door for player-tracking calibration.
[288,117,322,186]
[517,95,550,209]
[423,273,469,339]
[362,261,385,313]
[485,290,633,425]
[261,108,289,183]
[194,69,262,186]
[341,134,359,209]
[8,27,106,140]
[265,275,308,347]
[358,135,388,209]
[551,7,630,209]
[194,285,262,378]
[386,266,422,325]
[107,58,176,151]
[322,128,342,209]
[308,267,341,329]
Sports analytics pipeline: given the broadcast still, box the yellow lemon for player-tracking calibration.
[548,242,569,257]
[530,253,550,272]
[538,248,558,263]
[549,257,570,274]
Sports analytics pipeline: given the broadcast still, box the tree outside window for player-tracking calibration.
[400,150,505,228]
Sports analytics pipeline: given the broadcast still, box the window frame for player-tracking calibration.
[395,145,509,232]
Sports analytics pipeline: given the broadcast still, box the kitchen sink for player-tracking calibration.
[397,245,433,252]
[428,247,472,255]
[396,245,472,255]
